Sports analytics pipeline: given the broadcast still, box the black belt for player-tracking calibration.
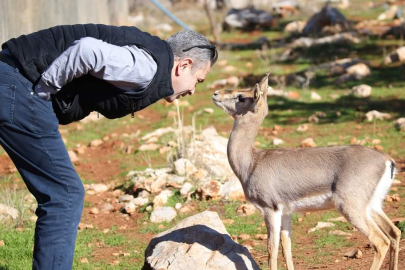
[0,52,22,70]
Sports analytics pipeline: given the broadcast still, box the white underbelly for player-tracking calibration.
[287,193,334,213]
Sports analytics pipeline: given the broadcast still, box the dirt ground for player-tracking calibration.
[1,109,404,269]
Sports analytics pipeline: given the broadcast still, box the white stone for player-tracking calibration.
[150,207,177,223]
[273,138,284,146]
[144,211,259,269]
[89,139,103,147]
[153,190,173,207]
[364,110,392,121]
[68,150,79,163]
[308,222,335,233]
[394,118,405,131]
[0,204,19,222]
[221,177,245,200]
[132,197,149,207]
[351,84,372,98]
[296,124,309,133]
[124,201,137,214]
[175,203,182,210]
[87,183,109,194]
[141,127,174,141]
[138,144,160,151]
[311,91,322,100]
[174,158,197,176]
[180,182,194,196]
[119,195,134,203]
[301,138,316,148]
[346,63,370,77]
[201,180,223,199]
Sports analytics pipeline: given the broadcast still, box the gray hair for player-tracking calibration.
[166,30,217,72]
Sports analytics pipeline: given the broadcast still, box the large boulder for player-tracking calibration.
[143,211,259,270]
[303,3,350,36]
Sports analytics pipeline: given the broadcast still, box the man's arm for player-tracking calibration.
[35,37,157,100]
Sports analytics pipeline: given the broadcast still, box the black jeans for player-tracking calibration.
[0,60,85,269]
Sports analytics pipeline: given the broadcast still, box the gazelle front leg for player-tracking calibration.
[281,213,294,270]
[263,207,282,270]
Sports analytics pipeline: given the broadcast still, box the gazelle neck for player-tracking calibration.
[227,113,264,181]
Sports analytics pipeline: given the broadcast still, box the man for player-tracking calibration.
[0,24,217,269]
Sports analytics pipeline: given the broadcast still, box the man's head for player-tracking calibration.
[165,30,217,102]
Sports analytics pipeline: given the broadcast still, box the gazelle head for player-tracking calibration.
[212,73,270,120]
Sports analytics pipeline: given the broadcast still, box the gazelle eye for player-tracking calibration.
[237,95,245,102]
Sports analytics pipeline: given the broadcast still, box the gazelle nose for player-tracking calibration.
[213,91,219,96]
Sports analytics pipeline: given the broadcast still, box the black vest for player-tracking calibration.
[2,24,174,124]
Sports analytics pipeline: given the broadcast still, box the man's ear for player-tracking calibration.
[178,58,193,73]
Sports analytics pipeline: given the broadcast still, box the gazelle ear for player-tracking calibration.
[259,72,270,100]
[254,83,261,102]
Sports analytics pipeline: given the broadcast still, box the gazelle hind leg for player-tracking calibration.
[263,208,282,270]
[280,214,294,270]
[340,210,390,270]
[371,210,401,270]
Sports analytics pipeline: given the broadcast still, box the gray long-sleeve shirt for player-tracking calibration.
[34,37,157,100]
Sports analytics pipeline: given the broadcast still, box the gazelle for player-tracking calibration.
[212,73,401,270]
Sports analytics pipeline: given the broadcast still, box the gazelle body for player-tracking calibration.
[212,73,401,270]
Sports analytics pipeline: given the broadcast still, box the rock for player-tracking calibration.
[132,197,149,207]
[308,222,335,233]
[344,248,362,259]
[385,46,405,65]
[153,190,174,207]
[0,203,19,222]
[273,138,284,146]
[119,195,134,203]
[87,183,109,194]
[124,201,137,214]
[351,84,372,98]
[224,7,274,31]
[329,230,352,237]
[392,180,402,186]
[68,150,79,163]
[311,91,322,100]
[139,144,160,151]
[386,194,400,202]
[201,180,223,199]
[284,20,306,34]
[100,203,114,212]
[328,216,347,223]
[377,5,398,21]
[394,118,405,131]
[254,234,267,240]
[346,63,371,78]
[237,203,257,216]
[238,234,250,240]
[174,158,197,176]
[302,4,349,36]
[89,139,103,147]
[221,177,245,200]
[90,207,99,215]
[296,124,309,133]
[78,223,94,230]
[80,257,89,263]
[203,108,215,114]
[0,240,4,247]
[141,127,174,141]
[150,176,167,194]
[308,115,319,123]
[143,211,260,270]
[150,207,177,223]
[301,138,316,148]
[175,203,182,210]
[180,182,194,196]
[364,110,392,122]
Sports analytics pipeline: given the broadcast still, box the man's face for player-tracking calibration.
[166,59,211,103]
